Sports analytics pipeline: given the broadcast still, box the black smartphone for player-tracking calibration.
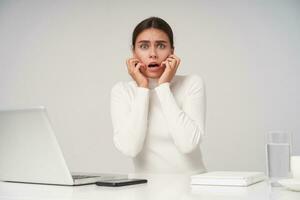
[96,178,147,187]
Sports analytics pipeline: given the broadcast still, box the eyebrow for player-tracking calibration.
[137,40,168,44]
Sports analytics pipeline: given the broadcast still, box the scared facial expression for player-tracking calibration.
[133,28,174,79]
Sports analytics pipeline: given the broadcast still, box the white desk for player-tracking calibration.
[0,174,299,200]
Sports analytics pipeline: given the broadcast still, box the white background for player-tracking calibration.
[0,0,299,174]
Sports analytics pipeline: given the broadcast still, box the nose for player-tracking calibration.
[149,47,157,59]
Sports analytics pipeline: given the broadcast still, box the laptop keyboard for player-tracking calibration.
[72,175,100,179]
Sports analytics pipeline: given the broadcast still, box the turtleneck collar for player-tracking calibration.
[148,78,159,89]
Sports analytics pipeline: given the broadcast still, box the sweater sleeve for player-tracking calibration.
[110,82,150,157]
[155,75,206,154]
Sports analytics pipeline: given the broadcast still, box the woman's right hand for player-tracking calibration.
[126,58,148,88]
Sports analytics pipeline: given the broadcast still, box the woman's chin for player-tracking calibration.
[145,72,162,79]
[144,68,164,79]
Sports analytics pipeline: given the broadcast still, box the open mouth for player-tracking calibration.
[148,63,160,68]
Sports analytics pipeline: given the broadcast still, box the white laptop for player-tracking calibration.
[0,107,126,186]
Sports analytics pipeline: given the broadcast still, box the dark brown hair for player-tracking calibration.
[132,17,174,49]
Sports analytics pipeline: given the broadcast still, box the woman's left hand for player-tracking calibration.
[158,54,181,85]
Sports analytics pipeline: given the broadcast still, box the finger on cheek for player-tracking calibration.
[134,63,139,70]
[168,59,176,66]
[166,61,171,69]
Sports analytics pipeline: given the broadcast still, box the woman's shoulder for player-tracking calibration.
[111,80,137,94]
[173,74,204,88]
[172,74,205,96]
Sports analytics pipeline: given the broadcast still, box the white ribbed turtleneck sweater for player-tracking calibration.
[110,74,206,174]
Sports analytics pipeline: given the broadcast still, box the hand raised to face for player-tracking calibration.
[126,58,149,88]
[158,54,181,85]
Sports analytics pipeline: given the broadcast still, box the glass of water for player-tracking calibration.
[266,131,292,185]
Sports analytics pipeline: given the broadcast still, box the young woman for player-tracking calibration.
[111,17,206,174]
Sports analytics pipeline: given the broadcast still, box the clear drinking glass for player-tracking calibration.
[266,131,292,185]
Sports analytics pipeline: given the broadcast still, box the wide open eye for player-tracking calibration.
[157,43,166,49]
[139,43,149,49]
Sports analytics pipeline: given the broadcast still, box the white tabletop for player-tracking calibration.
[0,174,299,200]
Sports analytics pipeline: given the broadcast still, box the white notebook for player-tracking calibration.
[191,171,266,186]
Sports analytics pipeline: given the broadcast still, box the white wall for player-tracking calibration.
[1,0,299,174]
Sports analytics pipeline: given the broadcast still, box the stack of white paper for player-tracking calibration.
[191,171,266,186]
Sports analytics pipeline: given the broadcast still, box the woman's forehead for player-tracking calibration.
[136,28,169,42]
